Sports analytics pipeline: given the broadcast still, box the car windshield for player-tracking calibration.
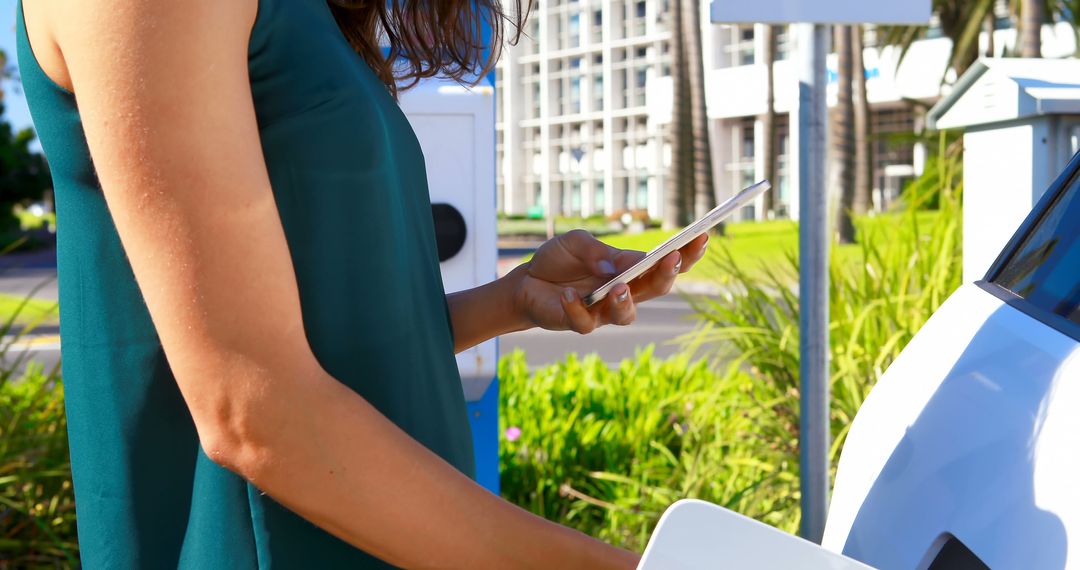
[993,169,1080,326]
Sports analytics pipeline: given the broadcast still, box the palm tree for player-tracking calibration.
[760,25,778,218]
[684,0,717,221]
[666,0,716,229]
[833,25,857,244]
[1019,0,1044,57]
[878,0,997,81]
[666,0,694,228]
[852,26,873,216]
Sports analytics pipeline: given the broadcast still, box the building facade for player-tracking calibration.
[496,0,675,220]
[495,0,1079,222]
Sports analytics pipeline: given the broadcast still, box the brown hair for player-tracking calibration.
[327,0,533,98]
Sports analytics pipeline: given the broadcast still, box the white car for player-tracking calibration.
[823,152,1080,569]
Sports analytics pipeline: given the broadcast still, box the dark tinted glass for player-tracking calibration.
[927,537,990,570]
[993,170,1080,325]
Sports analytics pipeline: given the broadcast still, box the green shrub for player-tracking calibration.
[0,363,76,567]
[499,348,798,551]
[685,138,963,499]
[0,288,76,567]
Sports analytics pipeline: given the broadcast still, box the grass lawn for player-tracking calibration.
[597,211,942,280]
[0,293,59,328]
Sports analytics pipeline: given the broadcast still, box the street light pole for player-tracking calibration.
[796,22,830,544]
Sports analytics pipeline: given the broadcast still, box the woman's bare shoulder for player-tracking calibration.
[23,0,259,96]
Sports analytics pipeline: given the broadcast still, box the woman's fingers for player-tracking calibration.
[560,284,637,333]
[630,250,681,302]
[560,287,599,334]
[677,233,709,273]
[606,283,637,326]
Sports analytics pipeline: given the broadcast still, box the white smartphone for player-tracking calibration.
[584,179,771,307]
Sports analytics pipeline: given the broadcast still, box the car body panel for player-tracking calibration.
[822,283,1080,569]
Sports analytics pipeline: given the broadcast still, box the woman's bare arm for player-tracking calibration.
[47,0,637,567]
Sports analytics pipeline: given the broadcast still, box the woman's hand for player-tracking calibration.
[511,229,710,334]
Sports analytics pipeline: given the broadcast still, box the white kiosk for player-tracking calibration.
[927,58,1080,282]
[399,77,500,493]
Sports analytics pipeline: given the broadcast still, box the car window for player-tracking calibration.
[992,170,1080,326]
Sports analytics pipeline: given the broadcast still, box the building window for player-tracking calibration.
[871,106,915,208]
[571,181,583,214]
[723,25,756,67]
[740,117,755,159]
[571,77,582,114]
[776,26,791,61]
[593,74,604,111]
[570,13,581,47]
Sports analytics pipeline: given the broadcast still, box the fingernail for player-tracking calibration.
[615,288,629,304]
[563,288,575,303]
[599,259,617,276]
[673,260,682,275]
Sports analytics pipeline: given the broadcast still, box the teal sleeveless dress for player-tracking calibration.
[15,0,475,567]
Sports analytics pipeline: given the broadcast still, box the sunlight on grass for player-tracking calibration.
[598,212,941,281]
[0,293,59,327]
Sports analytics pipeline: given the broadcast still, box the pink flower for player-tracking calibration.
[505,426,522,442]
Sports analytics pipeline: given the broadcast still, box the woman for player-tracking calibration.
[15,0,708,567]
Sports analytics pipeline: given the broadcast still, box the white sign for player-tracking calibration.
[712,0,930,24]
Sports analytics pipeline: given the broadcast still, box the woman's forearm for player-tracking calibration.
[222,358,638,569]
[446,263,533,353]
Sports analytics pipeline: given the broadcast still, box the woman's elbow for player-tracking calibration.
[199,421,274,482]
[169,342,327,482]
[182,364,306,483]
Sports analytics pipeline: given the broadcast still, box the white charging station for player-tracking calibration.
[399,76,500,493]
[927,58,1080,282]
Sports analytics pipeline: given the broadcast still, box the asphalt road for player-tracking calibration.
[0,267,60,377]
[0,267,58,301]
[500,292,704,368]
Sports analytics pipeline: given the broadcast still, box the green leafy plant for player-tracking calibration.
[684,134,963,493]
[0,292,76,567]
[499,348,799,551]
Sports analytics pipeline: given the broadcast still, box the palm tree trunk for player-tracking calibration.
[666,0,694,228]
[761,25,778,218]
[684,0,717,223]
[832,25,857,244]
[1020,0,1043,57]
[852,25,872,215]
